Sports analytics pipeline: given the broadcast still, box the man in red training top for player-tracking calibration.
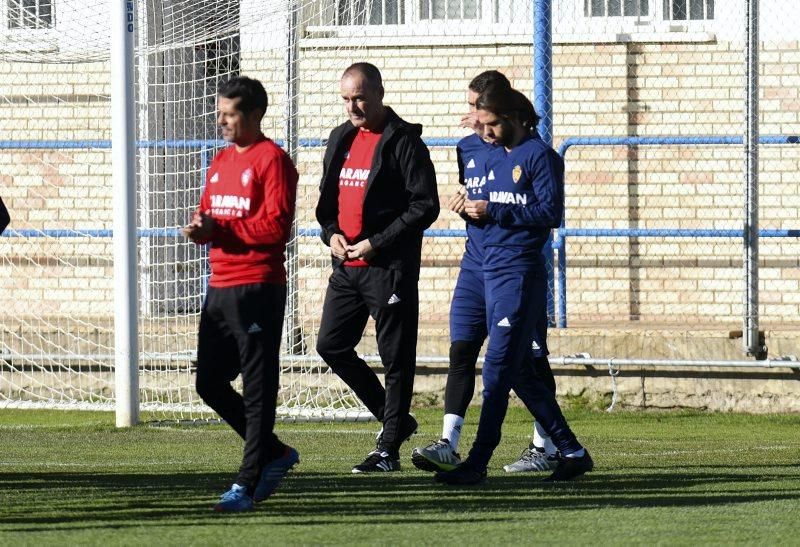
[183,76,299,513]
[315,63,439,473]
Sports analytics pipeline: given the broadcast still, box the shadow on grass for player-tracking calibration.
[1,468,799,532]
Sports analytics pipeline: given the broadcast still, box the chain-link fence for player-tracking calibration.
[1,0,798,419]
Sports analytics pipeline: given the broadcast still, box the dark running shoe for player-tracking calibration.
[375,414,419,448]
[543,450,594,482]
[434,462,487,486]
[253,446,300,502]
[352,450,401,473]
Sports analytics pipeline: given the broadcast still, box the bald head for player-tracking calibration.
[340,62,386,130]
[342,62,383,92]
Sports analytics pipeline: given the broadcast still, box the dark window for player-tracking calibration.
[336,0,406,25]
[666,0,713,21]
[7,0,54,29]
[586,0,648,17]
[419,0,480,21]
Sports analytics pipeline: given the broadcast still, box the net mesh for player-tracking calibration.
[1,0,799,419]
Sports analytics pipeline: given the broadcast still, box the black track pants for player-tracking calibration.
[316,266,419,457]
[195,282,287,493]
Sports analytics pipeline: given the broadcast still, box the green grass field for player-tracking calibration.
[1,408,799,545]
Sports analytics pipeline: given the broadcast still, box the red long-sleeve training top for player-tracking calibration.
[196,136,298,287]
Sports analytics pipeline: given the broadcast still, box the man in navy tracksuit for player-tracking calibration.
[315,63,439,473]
[412,71,559,475]
[435,84,593,485]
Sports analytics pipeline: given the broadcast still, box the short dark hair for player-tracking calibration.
[476,84,541,132]
[342,62,383,90]
[468,70,511,94]
[218,76,268,117]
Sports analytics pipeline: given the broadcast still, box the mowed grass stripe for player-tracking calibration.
[0,408,798,544]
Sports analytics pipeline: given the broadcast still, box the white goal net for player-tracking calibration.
[2,0,798,419]
[1,0,538,421]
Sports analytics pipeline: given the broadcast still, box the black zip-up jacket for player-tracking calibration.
[315,107,439,272]
[0,196,9,233]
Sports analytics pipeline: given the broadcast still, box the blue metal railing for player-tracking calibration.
[0,138,464,151]
[2,227,463,239]
[0,134,461,241]
[554,134,800,328]
[0,136,463,237]
[558,135,799,154]
[5,135,800,329]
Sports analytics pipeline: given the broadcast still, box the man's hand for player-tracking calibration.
[447,187,467,214]
[345,239,375,262]
[182,212,214,242]
[460,112,481,133]
[329,233,348,260]
[464,199,488,220]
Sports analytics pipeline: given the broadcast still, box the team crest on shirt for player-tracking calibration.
[488,170,495,180]
[241,168,253,187]
[210,172,219,184]
[466,158,475,168]
[512,165,522,183]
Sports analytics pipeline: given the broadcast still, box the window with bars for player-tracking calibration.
[586,0,649,17]
[333,0,405,25]
[664,0,713,20]
[318,0,489,25]
[585,0,713,20]
[7,0,53,29]
[419,0,480,21]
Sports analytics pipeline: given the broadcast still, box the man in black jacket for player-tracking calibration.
[0,196,9,233]
[316,62,439,473]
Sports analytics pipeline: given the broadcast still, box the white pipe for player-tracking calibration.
[550,356,799,369]
[3,353,799,369]
[111,0,139,427]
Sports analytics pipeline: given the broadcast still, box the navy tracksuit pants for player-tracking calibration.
[450,267,488,344]
[467,267,581,471]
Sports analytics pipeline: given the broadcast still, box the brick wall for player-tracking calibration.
[0,60,113,319]
[2,40,799,331]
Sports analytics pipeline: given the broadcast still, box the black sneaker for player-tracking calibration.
[375,414,419,448]
[352,450,401,473]
[434,462,487,485]
[542,450,594,482]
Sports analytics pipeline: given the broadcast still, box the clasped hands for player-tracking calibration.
[330,233,375,262]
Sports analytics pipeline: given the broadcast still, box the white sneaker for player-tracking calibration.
[503,444,559,473]
[411,438,461,472]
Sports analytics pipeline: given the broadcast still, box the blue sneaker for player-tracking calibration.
[213,484,254,513]
[253,446,300,502]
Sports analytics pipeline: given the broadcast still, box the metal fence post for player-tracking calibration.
[533,0,557,326]
[744,0,763,358]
